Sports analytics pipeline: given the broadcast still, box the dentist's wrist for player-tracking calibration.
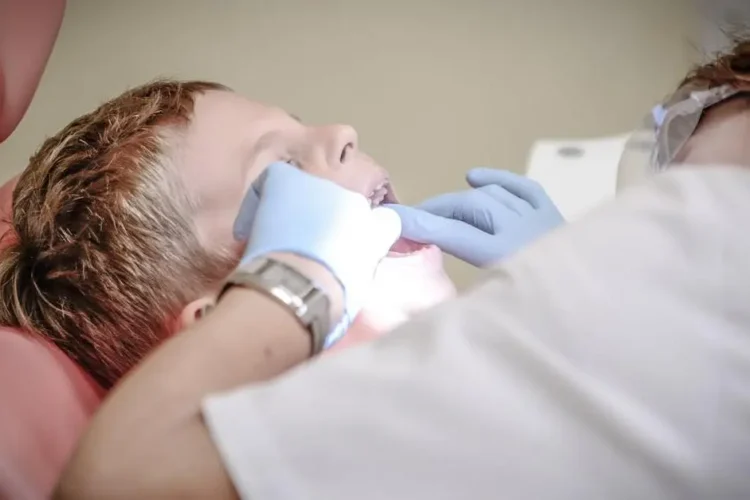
[239,252,345,330]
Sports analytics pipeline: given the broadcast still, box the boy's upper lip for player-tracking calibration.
[365,172,399,207]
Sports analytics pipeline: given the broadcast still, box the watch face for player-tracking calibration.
[264,262,314,296]
[280,270,310,291]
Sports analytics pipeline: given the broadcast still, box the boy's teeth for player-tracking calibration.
[369,193,384,207]
[367,182,390,207]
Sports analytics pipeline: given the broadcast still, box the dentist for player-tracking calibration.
[57,148,750,500]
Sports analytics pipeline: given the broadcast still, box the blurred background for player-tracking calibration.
[0,0,710,285]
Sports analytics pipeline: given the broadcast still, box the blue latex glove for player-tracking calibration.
[387,168,564,267]
[233,162,401,346]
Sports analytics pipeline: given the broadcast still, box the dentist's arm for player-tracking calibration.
[55,163,400,500]
[56,264,334,500]
[388,168,564,267]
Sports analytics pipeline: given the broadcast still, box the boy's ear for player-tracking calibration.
[177,296,216,331]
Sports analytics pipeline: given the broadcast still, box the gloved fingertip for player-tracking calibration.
[382,204,425,231]
[465,167,509,188]
[232,221,251,241]
[373,205,402,227]
[250,161,296,200]
[371,206,403,246]
[466,166,495,178]
[266,160,299,174]
[233,189,260,241]
[383,203,416,218]
[234,162,300,241]
[382,204,447,245]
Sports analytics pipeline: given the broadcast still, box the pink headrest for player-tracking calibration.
[0,174,103,498]
[0,328,102,498]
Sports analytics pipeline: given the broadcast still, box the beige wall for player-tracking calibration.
[0,0,692,286]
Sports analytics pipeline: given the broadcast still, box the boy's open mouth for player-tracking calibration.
[365,181,431,256]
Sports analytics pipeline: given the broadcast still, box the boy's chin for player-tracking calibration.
[330,248,456,351]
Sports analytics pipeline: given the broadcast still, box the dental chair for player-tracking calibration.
[0,176,103,499]
[0,2,102,498]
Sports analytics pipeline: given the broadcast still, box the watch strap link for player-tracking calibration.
[218,257,332,354]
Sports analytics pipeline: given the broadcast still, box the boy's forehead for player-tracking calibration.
[177,92,301,257]
[187,91,297,144]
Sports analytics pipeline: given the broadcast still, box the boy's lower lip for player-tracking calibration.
[388,237,430,256]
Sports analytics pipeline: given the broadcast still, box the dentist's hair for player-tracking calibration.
[0,80,235,389]
[678,39,750,91]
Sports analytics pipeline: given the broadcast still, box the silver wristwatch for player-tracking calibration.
[218,257,332,354]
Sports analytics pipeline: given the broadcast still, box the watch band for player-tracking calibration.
[218,257,332,354]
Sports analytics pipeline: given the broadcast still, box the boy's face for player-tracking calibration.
[179,90,455,339]
[179,89,392,257]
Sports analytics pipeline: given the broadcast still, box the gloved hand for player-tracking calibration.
[387,168,563,267]
[233,162,401,347]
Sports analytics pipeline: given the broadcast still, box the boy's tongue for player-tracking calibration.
[389,237,427,256]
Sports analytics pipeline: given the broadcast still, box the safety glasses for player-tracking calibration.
[616,84,744,192]
[645,84,740,171]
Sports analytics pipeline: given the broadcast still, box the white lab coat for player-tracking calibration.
[203,165,750,500]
